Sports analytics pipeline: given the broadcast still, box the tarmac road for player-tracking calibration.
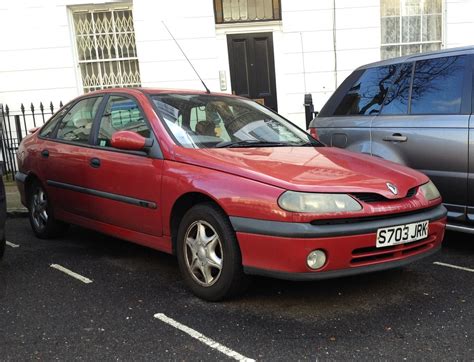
[1,218,473,360]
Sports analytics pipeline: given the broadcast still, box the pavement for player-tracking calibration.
[0,218,473,360]
[4,180,28,216]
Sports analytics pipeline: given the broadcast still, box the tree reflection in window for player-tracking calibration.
[334,65,399,116]
[409,56,466,114]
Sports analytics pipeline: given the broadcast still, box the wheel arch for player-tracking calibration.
[169,192,228,255]
[23,172,42,205]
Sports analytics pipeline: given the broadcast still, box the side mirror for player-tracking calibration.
[110,130,153,151]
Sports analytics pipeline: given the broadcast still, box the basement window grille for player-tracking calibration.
[72,5,141,92]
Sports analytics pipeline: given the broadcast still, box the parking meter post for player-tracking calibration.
[304,93,314,130]
[14,115,22,143]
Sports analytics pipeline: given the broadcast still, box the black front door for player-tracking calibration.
[227,32,278,111]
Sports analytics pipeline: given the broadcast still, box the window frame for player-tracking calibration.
[213,0,281,24]
[69,3,141,93]
[93,94,153,149]
[38,92,163,159]
[380,0,444,60]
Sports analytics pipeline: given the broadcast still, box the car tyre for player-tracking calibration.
[28,180,68,239]
[177,203,247,301]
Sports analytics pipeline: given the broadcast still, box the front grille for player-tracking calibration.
[310,205,436,226]
[352,187,418,203]
[350,235,435,266]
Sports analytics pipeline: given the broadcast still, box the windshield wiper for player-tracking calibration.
[215,140,291,148]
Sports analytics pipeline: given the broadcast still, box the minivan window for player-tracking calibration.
[410,55,466,114]
[380,63,413,115]
[56,97,102,143]
[333,65,399,116]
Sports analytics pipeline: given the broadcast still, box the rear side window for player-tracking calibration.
[333,65,398,116]
[410,55,467,114]
[39,106,71,138]
[97,96,151,147]
[380,63,413,115]
[56,97,103,143]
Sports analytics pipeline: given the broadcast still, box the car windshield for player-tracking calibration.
[151,94,321,149]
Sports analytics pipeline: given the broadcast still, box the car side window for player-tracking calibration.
[380,63,413,115]
[410,55,467,114]
[56,97,102,143]
[97,96,151,147]
[39,106,71,138]
[333,65,399,116]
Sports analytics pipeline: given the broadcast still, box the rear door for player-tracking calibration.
[40,96,104,218]
[371,54,471,222]
[314,65,399,154]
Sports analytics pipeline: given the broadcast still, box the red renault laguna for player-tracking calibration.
[16,88,446,300]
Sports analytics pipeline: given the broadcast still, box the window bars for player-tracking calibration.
[72,6,141,92]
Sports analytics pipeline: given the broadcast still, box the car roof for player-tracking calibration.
[357,45,474,70]
[85,87,240,98]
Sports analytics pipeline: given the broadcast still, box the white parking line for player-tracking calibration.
[433,261,474,273]
[6,241,20,248]
[50,264,93,284]
[154,313,255,362]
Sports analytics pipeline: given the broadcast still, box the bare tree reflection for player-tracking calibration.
[336,55,465,116]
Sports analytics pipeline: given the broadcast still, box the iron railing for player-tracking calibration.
[0,101,63,181]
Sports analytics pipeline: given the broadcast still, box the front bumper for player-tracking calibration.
[231,205,447,281]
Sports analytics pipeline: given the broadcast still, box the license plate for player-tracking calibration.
[376,220,429,248]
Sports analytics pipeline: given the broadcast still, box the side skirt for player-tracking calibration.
[56,209,173,254]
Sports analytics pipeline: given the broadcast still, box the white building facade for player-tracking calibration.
[0,0,473,128]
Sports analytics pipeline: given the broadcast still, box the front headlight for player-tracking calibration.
[420,180,441,201]
[278,191,362,213]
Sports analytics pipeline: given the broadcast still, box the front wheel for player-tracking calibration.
[176,203,247,301]
[28,181,68,239]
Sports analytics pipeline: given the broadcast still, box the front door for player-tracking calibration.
[227,32,278,111]
[85,94,163,237]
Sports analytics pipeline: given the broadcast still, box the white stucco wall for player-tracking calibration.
[0,0,471,129]
[445,0,474,48]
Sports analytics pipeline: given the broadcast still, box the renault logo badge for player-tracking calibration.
[386,182,398,195]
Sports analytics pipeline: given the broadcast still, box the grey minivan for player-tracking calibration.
[309,46,474,233]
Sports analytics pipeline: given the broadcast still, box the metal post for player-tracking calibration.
[303,93,314,130]
[14,115,23,143]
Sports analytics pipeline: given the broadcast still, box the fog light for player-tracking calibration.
[307,250,327,270]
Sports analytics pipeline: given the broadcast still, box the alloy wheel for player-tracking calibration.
[31,187,48,232]
[184,220,223,287]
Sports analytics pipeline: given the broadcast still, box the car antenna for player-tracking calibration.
[162,21,211,94]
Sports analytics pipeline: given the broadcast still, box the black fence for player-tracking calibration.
[0,101,63,181]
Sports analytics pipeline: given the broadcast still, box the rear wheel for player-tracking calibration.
[176,203,247,301]
[28,181,68,238]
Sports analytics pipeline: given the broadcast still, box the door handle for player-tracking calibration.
[383,133,407,142]
[41,149,49,158]
[89,158,101,168]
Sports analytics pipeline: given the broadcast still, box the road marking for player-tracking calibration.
[154,313,255,362]
[50,264,93,284]
[434,261,474,273]
[6,241,20,248]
